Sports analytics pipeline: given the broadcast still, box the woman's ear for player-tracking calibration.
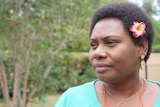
[138,38,148,57]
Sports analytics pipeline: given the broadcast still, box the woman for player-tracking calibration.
[55,2,160,107]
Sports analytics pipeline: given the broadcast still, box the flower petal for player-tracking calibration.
[133,21,139,26]
[129,21,146,38]
[133,32,139,38]
[129,25,136,32]
[140,22,146,29]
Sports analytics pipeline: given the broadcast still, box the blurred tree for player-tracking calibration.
[0,0,105,107]
[142,0,160,53]
[155,0,160,16]
[143,0,156,17]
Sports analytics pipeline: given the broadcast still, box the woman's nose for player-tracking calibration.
[94,45,108,60]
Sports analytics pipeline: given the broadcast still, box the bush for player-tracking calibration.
[51,52,96,92]
[152,21,160,52]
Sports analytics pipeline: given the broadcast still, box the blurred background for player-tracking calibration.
[0,0,160,107]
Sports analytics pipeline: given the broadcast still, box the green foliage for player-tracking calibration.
[51,52,96,92]
[143,0,156,16]
[152,21,160,52]
[142,0,160,52]
[0,0,107,99]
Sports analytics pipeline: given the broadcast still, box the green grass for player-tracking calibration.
[0,94,61,107]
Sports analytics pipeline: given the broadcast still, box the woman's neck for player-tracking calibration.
[103,76,143,99]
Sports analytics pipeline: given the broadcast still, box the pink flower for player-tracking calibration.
[129,21,146,38]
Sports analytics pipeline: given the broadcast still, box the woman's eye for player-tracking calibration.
[106,41,117,46]
[90,43,98,49]
[107,41,115,44]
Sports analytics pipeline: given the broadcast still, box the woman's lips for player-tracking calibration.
[94,64,111,73]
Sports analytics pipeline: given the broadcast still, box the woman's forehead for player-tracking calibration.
[91,18,126,37]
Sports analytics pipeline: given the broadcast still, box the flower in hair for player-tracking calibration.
[129,21,146,38]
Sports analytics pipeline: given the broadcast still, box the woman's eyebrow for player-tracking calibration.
[90,35,121,40]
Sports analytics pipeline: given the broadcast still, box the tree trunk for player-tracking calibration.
[22,58,31,107]
[13,62,22,107]
[22,35,32,107]
[0,61,11,107]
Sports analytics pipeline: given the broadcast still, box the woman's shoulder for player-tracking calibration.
[63,79,99,98]
[154,92,160,107]
[147,80,160,86]
[54,80,100,107]
[140,79,160,107]
[69,79,97,91]
[57,80,96,99]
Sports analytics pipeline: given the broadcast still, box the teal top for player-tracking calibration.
[54,80,160,107]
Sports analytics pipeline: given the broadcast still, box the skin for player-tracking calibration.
[89,18,159,107]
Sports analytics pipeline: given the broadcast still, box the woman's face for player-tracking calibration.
[89,18,140,83]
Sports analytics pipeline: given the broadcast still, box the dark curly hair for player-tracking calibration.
[89,2,155,62]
